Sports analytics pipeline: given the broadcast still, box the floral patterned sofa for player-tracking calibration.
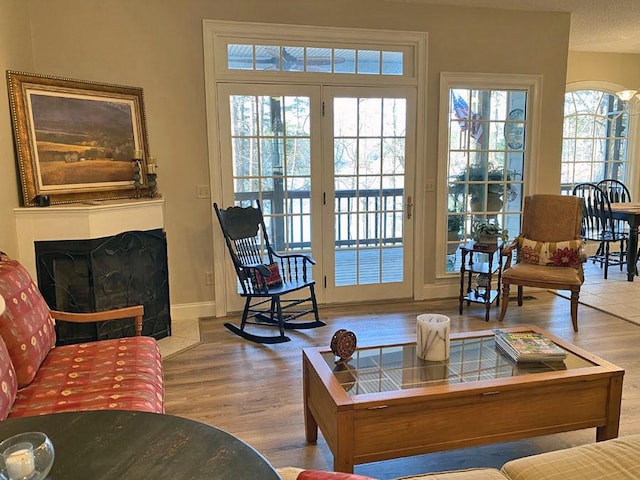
[0,252,164,419]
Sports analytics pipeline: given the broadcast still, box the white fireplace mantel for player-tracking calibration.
[14,198,165,279]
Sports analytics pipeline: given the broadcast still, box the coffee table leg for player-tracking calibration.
[304,404,318,443]
[597,375,623,441]
[334,420,355,473]
[303,357,318,443]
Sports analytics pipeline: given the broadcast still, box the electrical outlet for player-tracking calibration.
[206,271,214,285]
[196,184,210,199]
[425,180,435,192]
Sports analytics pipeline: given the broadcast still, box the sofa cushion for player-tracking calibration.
[0,333,17,420]
[0,253,56,387]
[501,435,640,480]
[277,468,506,480]
[277,468,376,480]
[394,468,506,480]
[8,336,164,418]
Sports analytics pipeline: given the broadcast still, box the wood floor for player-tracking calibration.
[163,292,640,479]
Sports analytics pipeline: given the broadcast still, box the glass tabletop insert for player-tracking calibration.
[321,334,596,396]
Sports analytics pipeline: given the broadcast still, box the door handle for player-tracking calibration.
[405,196,413,220]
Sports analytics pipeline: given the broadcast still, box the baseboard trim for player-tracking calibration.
[422,282,547,301]
[171,301,216,320]
[423,282,459,299]
[173,285,546,320]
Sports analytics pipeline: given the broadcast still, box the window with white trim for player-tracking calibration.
[561,89,630,193]
[438,73,540,275]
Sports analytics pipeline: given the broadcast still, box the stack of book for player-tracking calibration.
[494,330,567,363]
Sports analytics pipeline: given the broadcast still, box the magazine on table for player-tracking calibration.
[494,330,567,363]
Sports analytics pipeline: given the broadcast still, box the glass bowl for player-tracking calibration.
[0,432,54,480]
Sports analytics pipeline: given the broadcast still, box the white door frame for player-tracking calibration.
[203,20,428,316]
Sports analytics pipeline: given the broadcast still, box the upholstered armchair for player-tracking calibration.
[498,194,585,331]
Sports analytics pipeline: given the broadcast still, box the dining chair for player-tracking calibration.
[598,178,638,267]
[498,194,585,331]
[598,178,632,233]
[597,179,632,204]
[213,200,325,344]
[572,183,627,279]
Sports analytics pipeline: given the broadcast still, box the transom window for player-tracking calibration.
[227,44,404,75]
[561,89,630,193]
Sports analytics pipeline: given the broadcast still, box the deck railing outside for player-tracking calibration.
[235,188,404,252]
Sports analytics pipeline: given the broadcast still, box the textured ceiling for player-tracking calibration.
[392,0,640,54]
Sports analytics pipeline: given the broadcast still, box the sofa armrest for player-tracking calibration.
[50,305,144,336]
[501,434,640,480]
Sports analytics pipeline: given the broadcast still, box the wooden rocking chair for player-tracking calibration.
[214,201,325,344]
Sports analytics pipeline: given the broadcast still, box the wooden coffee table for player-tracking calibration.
[303,326,624,473]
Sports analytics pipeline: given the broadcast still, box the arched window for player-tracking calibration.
[561,89,630,193]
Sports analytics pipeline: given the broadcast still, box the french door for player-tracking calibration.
[217,83,415,311]
[322,86,415,303]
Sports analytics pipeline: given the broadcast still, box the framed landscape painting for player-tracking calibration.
[7,71,152,206]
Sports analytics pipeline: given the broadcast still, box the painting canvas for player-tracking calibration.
[7,71,151,206]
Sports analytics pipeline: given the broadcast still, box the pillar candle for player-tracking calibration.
[4,445,35,480]
[416,314,450,361]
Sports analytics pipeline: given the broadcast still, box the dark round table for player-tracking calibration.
[0,410,281,479]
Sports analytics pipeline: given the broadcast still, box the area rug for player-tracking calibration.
[550,263,640,327]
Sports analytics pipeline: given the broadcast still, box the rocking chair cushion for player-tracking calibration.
[265,262,283,287]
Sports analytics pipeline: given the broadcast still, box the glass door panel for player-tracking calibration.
[324,87,415,302]
[218,84,322,311]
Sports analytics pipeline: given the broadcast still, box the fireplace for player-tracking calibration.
[35,229,171,345]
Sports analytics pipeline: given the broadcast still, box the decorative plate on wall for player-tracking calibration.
[505,108,525,150]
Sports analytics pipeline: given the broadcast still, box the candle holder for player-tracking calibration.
[0,432,54,480]
[132,160,142,198]
[146,163,159,198]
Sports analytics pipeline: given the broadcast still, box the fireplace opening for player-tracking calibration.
[35,229,171,345]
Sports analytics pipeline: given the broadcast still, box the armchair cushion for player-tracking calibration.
[517,238,583,268]
[502,262,583,286]
[0,254,56,388]
[518,238,544,265]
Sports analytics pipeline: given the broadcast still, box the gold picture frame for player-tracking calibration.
[7,71,152,206]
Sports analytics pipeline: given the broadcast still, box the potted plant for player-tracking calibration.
[449,163,517,212]
[472,221,508,244]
